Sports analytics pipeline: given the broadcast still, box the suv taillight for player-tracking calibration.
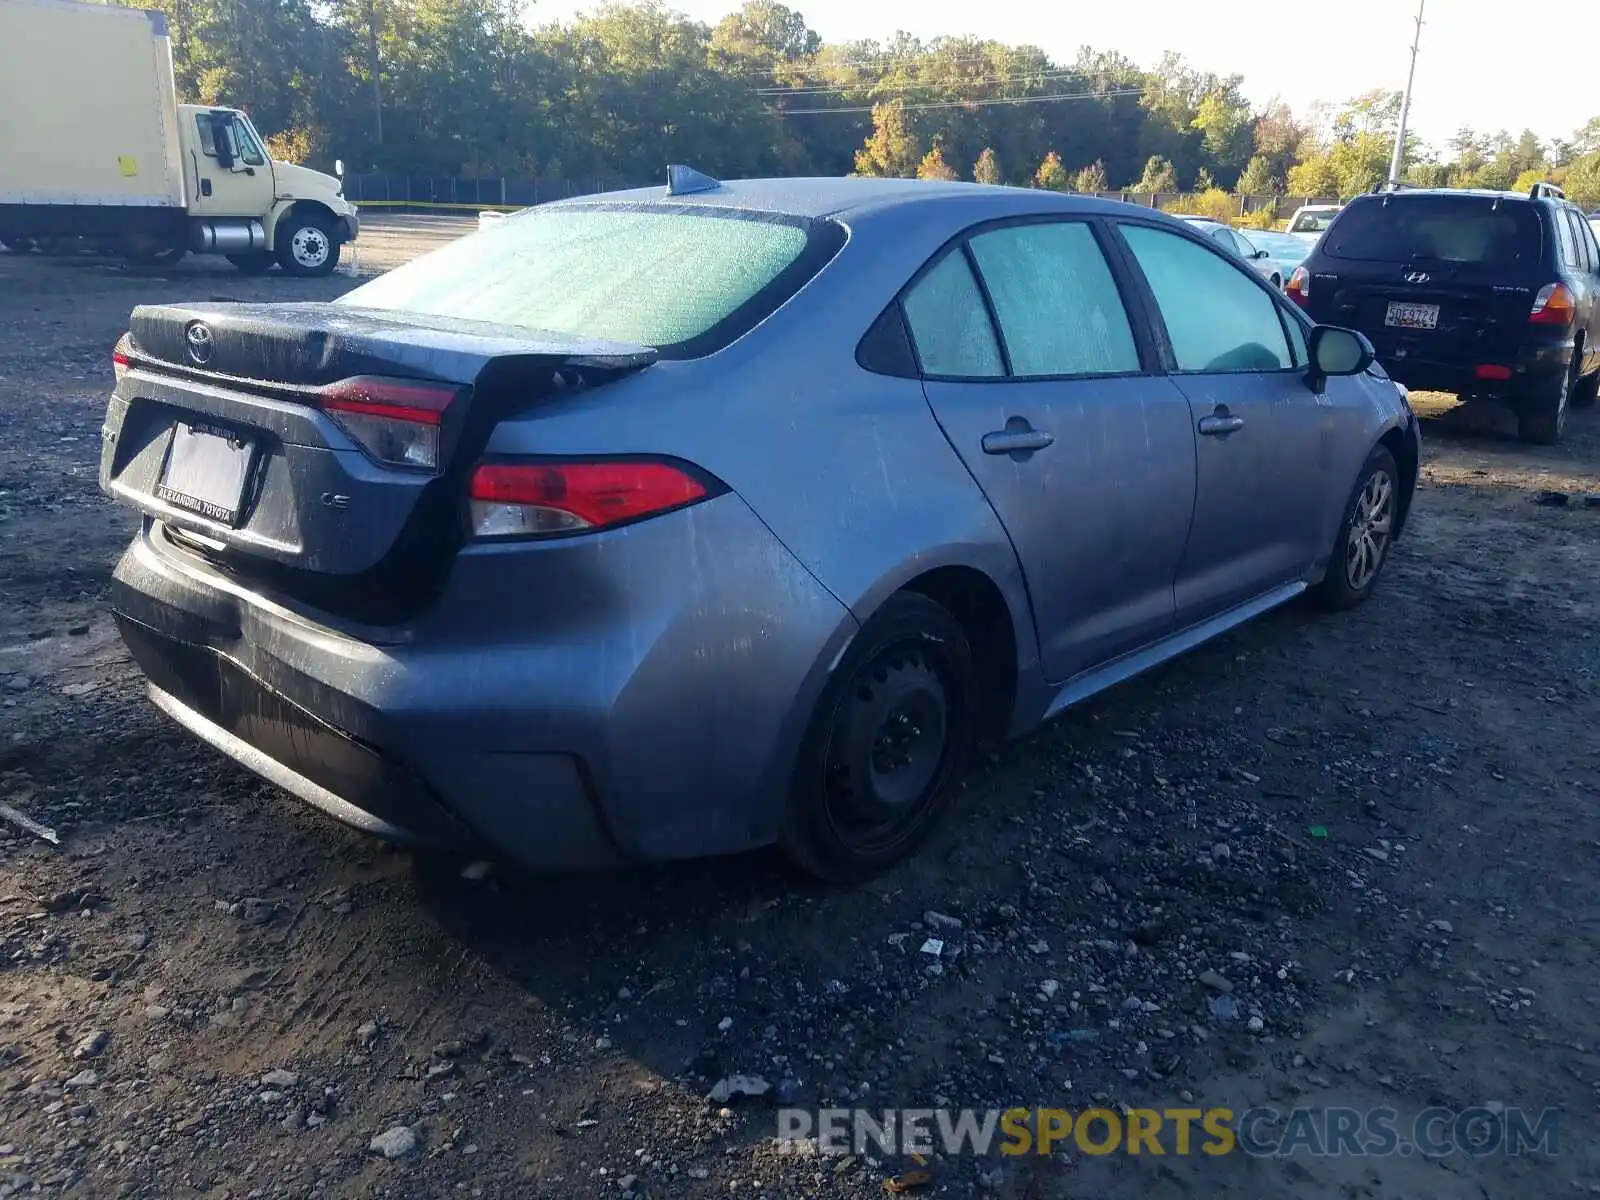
[1529,283,1576,326]
[317,376,462,471]
[467,459,715,539]
[1285,266,1311,308]
[112,333,134,381]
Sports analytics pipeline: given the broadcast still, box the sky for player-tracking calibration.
[527,0,1600,153]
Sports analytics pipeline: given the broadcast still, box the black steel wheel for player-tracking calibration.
[781,593,975,881]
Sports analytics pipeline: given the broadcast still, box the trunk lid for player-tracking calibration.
[103,301,653,620]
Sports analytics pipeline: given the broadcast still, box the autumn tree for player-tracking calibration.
[973,147,1001,184]
[1287,155,1340,198]
[1236,154,1276,196]
[852,101,921,177]
[1132,156,1178,194]
[1073,160,1109,193]
[917,145,958,181]
[1034,150,1069,191]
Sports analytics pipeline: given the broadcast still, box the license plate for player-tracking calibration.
[1385,301,1440,330]
[156,422,257,525]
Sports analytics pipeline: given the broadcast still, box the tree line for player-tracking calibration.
[121,0,1600,207]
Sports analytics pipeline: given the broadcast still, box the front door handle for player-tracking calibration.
[1198,411,1245,436]
[982,423,1055,456]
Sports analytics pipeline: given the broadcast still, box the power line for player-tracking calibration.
[714,49,1068,80]
[755,67,1098,97]
[780,88,1146,116]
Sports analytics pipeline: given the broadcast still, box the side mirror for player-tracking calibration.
[1306,325,1375,391]
[1254,248,1271,260]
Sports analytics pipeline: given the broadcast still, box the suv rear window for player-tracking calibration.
[338,204,845,358]
[1321,196,1543,266]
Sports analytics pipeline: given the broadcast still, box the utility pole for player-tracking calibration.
[1387,0,1426,185]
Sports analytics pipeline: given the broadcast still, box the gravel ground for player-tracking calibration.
[3,220,1600,1200]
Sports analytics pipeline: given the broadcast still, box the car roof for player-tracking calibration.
[1353,187,1551,205]
[551,176,1160,221]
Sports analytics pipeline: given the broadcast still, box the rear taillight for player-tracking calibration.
[1285,266,1311,308]
[467,459,714,539]
[1529,283,1577,326]
[112,333,134,381]
[317,376,461,471]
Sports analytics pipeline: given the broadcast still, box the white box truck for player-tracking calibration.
[0,0,358,275]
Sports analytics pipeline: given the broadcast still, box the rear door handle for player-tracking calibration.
[1198,413,1245,436]
[982,427,1055,455]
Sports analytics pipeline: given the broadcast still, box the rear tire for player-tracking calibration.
[780,593,976,882]
[275,213,340,277]
[1313,444,1400,611]
[227,252,275,275]
[1516,351,1576,444]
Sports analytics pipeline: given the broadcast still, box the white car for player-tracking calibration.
[1173,216,1285,289]
[1287,204,1342,244]
[478,210,508,232]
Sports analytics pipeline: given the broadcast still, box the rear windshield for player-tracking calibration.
[338,204,844,357]
[1321,196,1544,265]
[1289,210,1339,233]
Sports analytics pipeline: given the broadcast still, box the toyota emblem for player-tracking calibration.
[185,321,214,365]
[1404,271,1430,285]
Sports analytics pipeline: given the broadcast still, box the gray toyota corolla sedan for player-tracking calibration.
[100,171,1420,881]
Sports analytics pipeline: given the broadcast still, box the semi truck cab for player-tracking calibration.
[178,105,359,275]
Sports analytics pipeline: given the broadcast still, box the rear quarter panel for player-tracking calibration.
[479,195,1061,731]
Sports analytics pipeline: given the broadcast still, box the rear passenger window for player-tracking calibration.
[1580,219,1600,274]
[967,222,1140,377]
[1120,224,1293,374]
[1554,210,1579,269]
[902,251,1005,378]
[1564,211,1595,273]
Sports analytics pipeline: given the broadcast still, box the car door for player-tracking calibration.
[187,111,271,219]
[1563,210,1600,378]
[1114,219,1333,624]
[904,218,1197,683]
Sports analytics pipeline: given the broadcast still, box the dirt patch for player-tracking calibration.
[2,235,1600,1199]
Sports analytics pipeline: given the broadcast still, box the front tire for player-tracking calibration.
[1314,445,1400,611]
[275,213,340,277]
[780,593,976,882]
[1516,351,1576,444]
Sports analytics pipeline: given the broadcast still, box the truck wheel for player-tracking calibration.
[226,252,275,275]
[275,214,340,277]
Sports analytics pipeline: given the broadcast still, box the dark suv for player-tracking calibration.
[1287,183,1600,443]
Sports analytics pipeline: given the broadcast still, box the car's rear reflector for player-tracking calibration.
[467,459,713,539]
[112,333,134,381]
[317,376,461,471]
[1474,364,1513,381]
[1529,283,1576,326]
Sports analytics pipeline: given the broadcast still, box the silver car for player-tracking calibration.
[101,174,1420,880]
[1174,216,1285,288]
